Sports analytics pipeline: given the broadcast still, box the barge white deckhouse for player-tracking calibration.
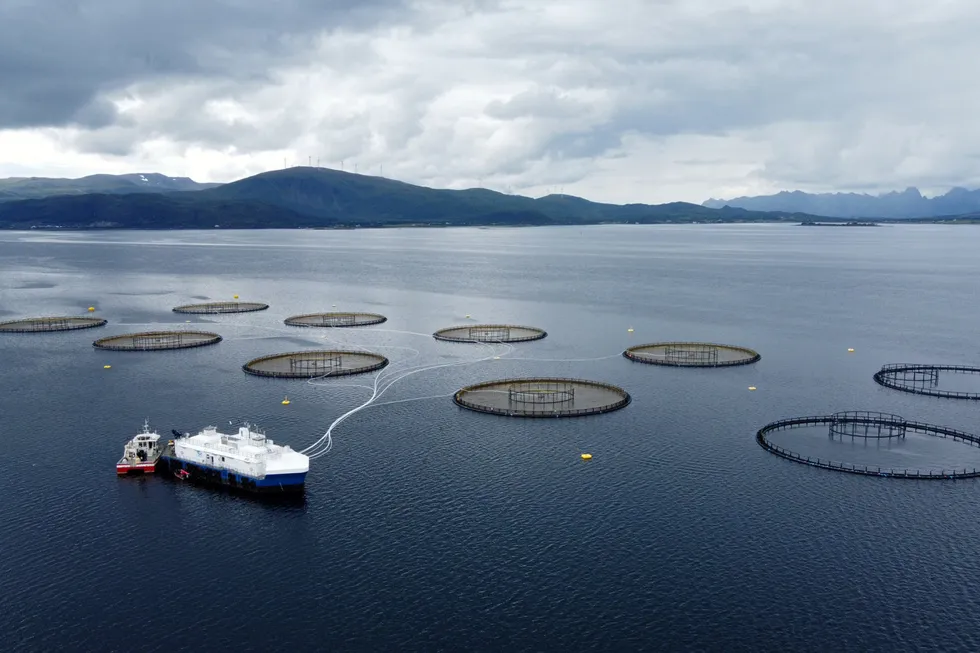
[168,423,308,492]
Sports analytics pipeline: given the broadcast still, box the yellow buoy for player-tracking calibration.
[465,314,471,318]
[748,386,757,391]
[627,327,634,333]
[88,307,95,312]
[281,397,291,405]
[847,348,855,353]
[233,294,239,299]
[581,453,593,460]
[103,365,111,369]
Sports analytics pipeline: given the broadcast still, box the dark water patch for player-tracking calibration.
[3,225,980,652]
[113,310,207,325]
[233,334,344,349]
[109,289,176,297]
[935,371,980,394]
[767,424,980,471]
[9,281,57,290]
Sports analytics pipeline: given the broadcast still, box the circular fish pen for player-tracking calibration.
[284,312,387,328]
[874,363,980,400]
[0,316,107,333]
[93,330,222,351]
[243,350,389,378]
[172,301,269,314]
[453,377,630,417]
[433,324,547,343]
[624,342,760,367]
[756,412,980,479]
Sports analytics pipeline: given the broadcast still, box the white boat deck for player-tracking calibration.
[174,425,309,478]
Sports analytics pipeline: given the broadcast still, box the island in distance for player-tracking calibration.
[703,186,980,220]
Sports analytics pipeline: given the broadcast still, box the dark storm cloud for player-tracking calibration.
[0,0,409,129]
[5,0,980,203]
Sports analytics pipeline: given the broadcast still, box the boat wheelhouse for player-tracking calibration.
[117,419,163,475]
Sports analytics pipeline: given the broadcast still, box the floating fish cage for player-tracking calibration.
[0,316,107,333]
[873,363,980,400]
[93,330,222,351]
[242,350,389,378]
[433,324,547,343]
[172,301,269,314]
[453,377,630,417]
[283,312,387,328]
[756,413,980,479]
[623,342,760,367]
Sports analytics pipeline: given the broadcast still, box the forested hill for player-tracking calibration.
[0,173,219,202]
[0,166,821,229]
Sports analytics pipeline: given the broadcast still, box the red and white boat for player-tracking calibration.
[117,419,163,475]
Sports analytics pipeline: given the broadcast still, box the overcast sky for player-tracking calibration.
[1,0,977,204]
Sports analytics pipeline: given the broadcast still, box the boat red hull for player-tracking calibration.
[116,461,158,475]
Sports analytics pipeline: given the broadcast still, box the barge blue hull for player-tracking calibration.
[159,454,307,494]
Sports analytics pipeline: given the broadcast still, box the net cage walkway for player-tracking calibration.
[243,350,389,378]
[433,324,547,343]
[284,312,387,328]
[756,412,980,479]
[172,301,269,314]
[874,364,980,400]
[624,342,760,367]
[453,377,630,418]
[93,330,222,351]
[0,316,107,332]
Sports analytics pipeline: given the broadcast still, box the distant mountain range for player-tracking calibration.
[703,187,980,219]
[0,167,824,230]
[0,173,220,202]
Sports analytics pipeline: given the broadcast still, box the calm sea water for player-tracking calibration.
[2,224,980,652]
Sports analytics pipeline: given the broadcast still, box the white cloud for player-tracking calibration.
[1,0,979,203]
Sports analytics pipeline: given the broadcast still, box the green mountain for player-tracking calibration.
[0,173,220,202]
[0,166,817,229]
[0,192,322,230]
[198,167,760,225]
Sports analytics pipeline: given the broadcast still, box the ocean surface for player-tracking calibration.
[2,224,980,652]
